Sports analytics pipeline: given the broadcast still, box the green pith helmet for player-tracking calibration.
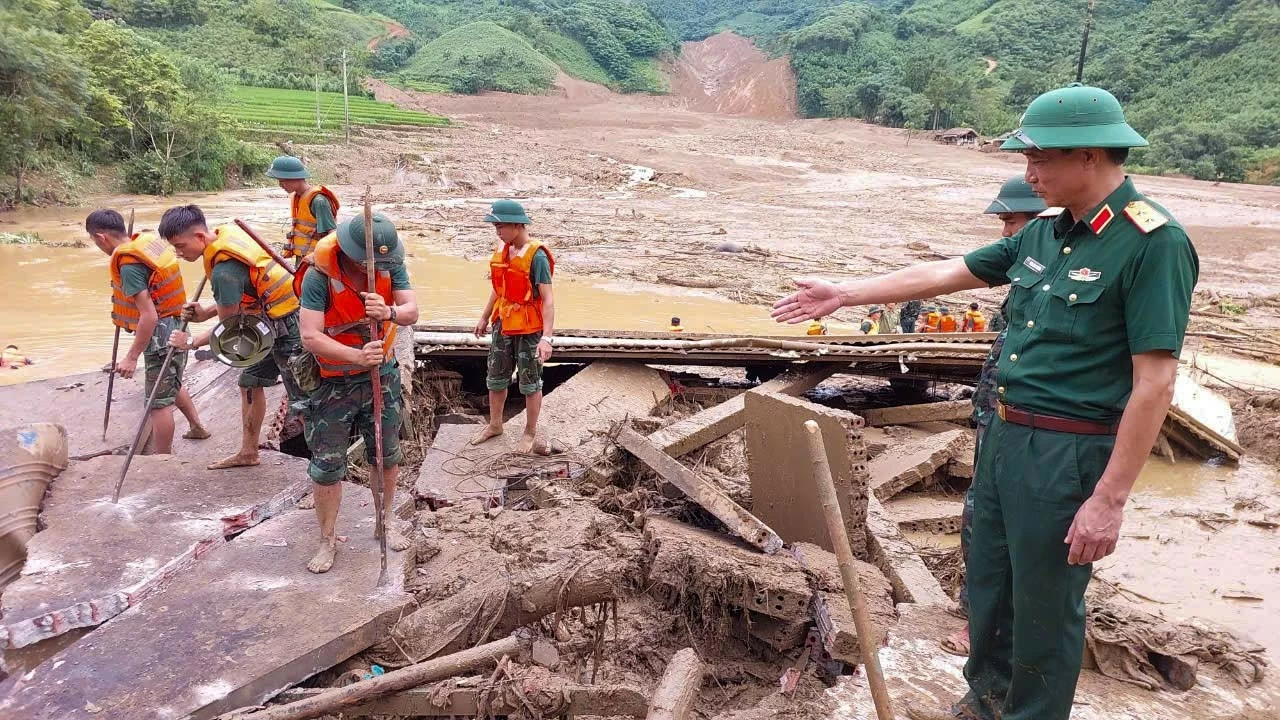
[484,199,532,224]
[985,176,1048,215]
[265,155,310,180]
[1001,84,1148,152]
[210,315,275,368]
[925,306,937,313]
[940,307,951,313]
[337,213,404,269]
[867,306,882,315]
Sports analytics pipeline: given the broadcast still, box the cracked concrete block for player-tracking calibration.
[863,400,973,427]
[867,429,967,501]
[883,493,965,534]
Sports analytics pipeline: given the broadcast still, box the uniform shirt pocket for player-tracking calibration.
[1046,282,1107,343]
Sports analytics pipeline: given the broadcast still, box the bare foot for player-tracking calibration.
[515,431,537,454]
[307,541,336,574]
[207,452,260,470]
[383,519,410,551]
[183,426,211,440]
[296,492,315,510]
[470,424,503,445]
[940,625,970,656]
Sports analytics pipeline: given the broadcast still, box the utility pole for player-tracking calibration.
[315,73,321,131]
[342,48,351,144]
[1075,0,1095,83]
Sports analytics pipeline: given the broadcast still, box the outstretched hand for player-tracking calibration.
[771,277,845,324]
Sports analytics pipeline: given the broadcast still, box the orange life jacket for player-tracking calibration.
[286,185,340,259]
[201,224,300,319]
[964,310,987,332]
[307,235,397,378]
[110,232,187,332]
[489,241,554,336]
[290,231,333,300]
[939,314,958,333]
[922,311,941,333]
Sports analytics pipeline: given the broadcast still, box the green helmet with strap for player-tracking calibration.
[210,315,276,368]
[265,155,310,180]
[1001,84,1147,152]
[985,176,1047,215]
[337,213,404,269]
[483,199,532,225]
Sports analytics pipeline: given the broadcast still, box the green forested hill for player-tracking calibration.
[640,0,1280,183]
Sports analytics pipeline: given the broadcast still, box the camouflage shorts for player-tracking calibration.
[143,347,187,410]
[486,324,543,396]
[303,366,404,485]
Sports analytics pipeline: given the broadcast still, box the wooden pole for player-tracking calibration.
[1075,0,1096,83]
[112,276,208,503]
[804,420,895,720]
[342,48,351,144]
[103,209,136,440]
[645,647,703,720]
[221,634,527,720]
[234,218,296,276]
[362,187,388,586]
[314,73,321,131]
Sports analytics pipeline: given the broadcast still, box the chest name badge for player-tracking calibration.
[1022,256,1046,274]
[1068,268,1102,282]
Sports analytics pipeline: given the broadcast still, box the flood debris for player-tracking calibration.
[862,399,973,427]
[646,647,704,720]
[867,428,968,501]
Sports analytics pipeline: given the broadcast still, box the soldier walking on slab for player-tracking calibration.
[471,200,556,455]
[161,205,308,470]
[773,85,1198,720]
[297,214,418,573]
[86,209,210,452]
[266,155,340,268]
[941,177,1046,659]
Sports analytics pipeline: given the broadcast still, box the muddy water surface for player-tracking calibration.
[0,195,788,385]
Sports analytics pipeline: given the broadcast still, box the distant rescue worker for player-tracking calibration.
[773,84,1197,720]
[1,345,33,368]
[962,303,987,332]
[86,209,209,452]
[921,305,941,333]
[900,299,923,333]
[806,320,828,336]
[879,301,901,334]
[297,214,418,574]
[160,205,307,470]
[471,200,556,455]
[938,306,958,332]
[266,156,339,265]
[859,307,882,335]
[669,316,684,332]
[941,177,1046,661]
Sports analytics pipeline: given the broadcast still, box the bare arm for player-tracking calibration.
[475,288,499,336]
[391,288,418,326]
[300,307,374,366]
[1065,351,1178,565]
[116,290,158,379]
[536,283,555,361]
[772,258,988,323]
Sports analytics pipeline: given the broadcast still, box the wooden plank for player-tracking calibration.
[617,427,783,553]
[0,488,413,720]
[862,400,973,427]
[270,682,649,717]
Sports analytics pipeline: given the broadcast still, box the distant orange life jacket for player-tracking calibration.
[939,314,958,333]
[286,185,340,259]
[291,231,334,300]
[202,224,300,319]
[308,234,397,378]
[110,232,186,332]
[964,310,987,332]
[489,241,554,336]
[922,311,941,333]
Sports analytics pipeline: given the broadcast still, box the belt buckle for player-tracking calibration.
[997,403,1007,422]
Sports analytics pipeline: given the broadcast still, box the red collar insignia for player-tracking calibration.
[1089,204,1115,235]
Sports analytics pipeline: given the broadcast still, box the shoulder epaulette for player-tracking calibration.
[1123,200,1169,234]
[1037,207,1065,218]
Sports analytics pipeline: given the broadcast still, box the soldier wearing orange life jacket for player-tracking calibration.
[86,209,209,453]
[963,302,988,332]
[266,156,340,265]
[471,200,556,455]
[296,214,419,574]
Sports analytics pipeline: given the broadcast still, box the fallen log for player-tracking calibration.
[220,633,530,720]
[617,427,783,553]
[646,648,704,720]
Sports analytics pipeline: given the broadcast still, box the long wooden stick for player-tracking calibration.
[102,210,137,440]
[362,188,388,586]
[111,276,208,503]
[221,634,527,720]
[234,218,296,275]
[645,647,703,720]
[804,420,895,720]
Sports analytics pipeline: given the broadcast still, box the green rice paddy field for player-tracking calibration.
[227,86,449,138]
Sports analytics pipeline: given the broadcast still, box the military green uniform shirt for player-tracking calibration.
[963,177,1198,421]
[311,194,337,238]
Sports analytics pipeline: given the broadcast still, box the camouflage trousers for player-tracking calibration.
[959,327,1008,616]
[486,324,543,396]
[302,365,404,485]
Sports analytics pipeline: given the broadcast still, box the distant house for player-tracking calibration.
[937,128,979,147]
[981,132,1013,152]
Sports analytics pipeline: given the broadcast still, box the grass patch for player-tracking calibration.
[403,21,558,94]
[225,85,449,138]
[534,32,613,87]
[625,57,669,94]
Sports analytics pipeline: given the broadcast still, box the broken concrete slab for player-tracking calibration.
[417,361,671,507]
[862,400,973,427]
[792,542,896,664]
[644,516,813,623]
[744,392,869,558]
[0,424,68,594]
[733,612,810,652]
[863,495,950,607]
[882,494,965,534]
[1,452,308,652]
[0,486,412,720]
[616,427,783,553]
[867,429,967,501]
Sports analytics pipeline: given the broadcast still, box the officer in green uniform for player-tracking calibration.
[772,84,1198,720]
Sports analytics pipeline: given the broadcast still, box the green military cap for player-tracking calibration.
[484,199,532,224]
[211,315,275,368]
[985,176,1048,214]
[940,307,950,313]
[1001,84,1148,152]
[867,306,882,315]
[337,213,405,269]
[265,155,310,180]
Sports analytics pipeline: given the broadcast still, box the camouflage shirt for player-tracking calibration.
[972,327,1008,427]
